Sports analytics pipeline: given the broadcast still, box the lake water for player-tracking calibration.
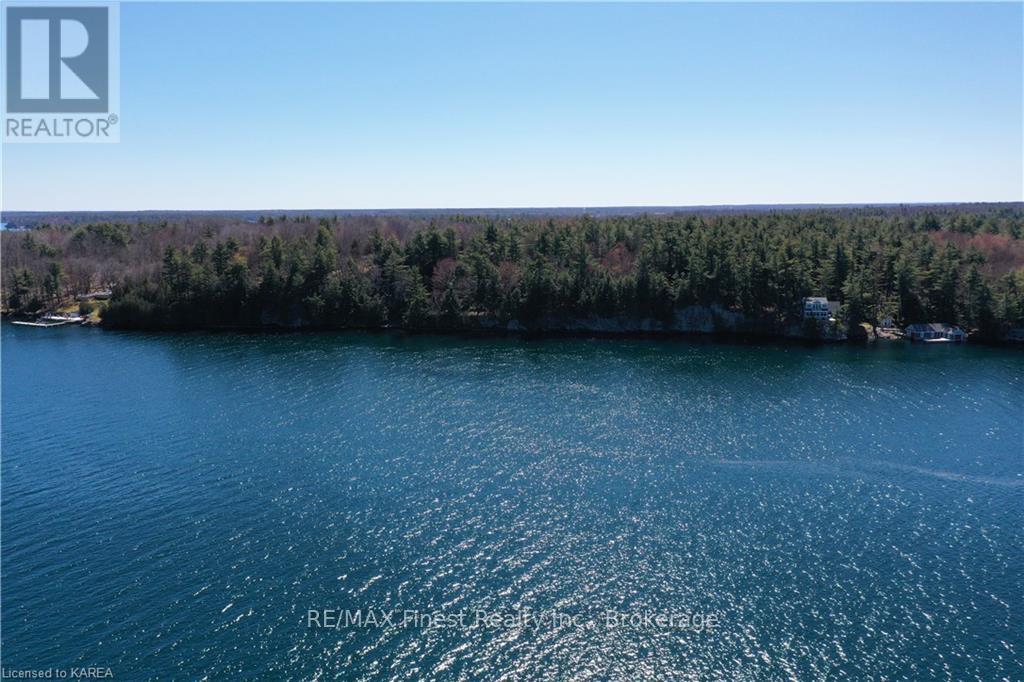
[2,323,1021,679]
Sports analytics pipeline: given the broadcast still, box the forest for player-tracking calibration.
[3,204,1024,341]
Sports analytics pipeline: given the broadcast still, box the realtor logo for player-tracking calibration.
[3,2,120,142]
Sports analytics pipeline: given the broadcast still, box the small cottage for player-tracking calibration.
[905,323,966,342]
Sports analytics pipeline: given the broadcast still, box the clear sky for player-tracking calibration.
[2,2,1022,211]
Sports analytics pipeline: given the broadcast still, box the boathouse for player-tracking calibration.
[905,323,966,342]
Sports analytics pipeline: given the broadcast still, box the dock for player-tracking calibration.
[11,320,70,327]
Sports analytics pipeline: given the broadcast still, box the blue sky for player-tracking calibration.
[3,2,1022,210]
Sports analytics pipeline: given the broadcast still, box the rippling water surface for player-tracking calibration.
[2,323,1022,679]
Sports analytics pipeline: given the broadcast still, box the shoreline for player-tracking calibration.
[8,314,1015,349]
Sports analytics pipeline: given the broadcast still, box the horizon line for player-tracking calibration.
[4,200,1023,216]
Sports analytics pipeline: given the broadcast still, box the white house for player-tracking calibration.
[803,297,839,321]
[905,323,966,342]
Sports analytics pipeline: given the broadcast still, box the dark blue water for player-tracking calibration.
[2,323,1022,679]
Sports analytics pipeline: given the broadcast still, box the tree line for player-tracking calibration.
[3,205,1024,339]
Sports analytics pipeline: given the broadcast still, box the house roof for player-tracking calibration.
[906,323,960,332]
[804,297,828,304]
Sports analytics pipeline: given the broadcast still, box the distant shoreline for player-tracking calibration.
[4,205,1022,347]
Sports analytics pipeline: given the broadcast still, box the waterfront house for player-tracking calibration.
[905,323,966,342]
[803,297,839,321]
